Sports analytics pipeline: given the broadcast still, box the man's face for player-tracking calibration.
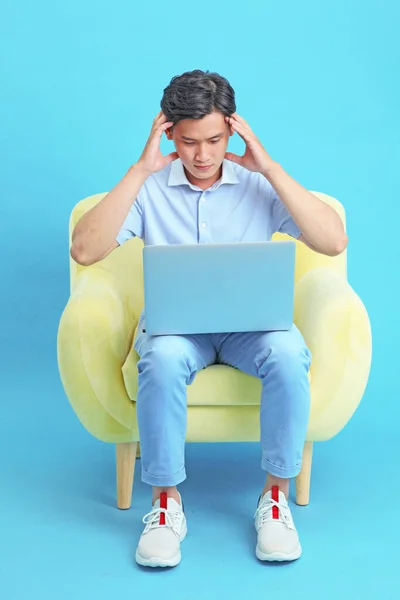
[165,110,234,189]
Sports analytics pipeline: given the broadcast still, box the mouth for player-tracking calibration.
[194,165,213,171]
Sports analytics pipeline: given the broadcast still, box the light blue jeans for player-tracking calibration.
[134,315,312,487]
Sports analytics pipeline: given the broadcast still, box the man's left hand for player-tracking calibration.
[224,113,274,175]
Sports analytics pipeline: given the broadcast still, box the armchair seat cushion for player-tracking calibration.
[121,329,311,407]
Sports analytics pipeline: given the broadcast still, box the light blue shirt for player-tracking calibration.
[116,159,301,247]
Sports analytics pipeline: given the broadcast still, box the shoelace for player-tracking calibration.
[255,498,295,531]
[142,507,182,536]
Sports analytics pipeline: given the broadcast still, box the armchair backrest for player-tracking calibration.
[69,191,347,321]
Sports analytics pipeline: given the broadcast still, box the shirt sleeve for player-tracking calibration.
[270,185,301,239]
[116,193,144,245]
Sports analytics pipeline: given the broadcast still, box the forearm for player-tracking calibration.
[263,162,348,256]
[71,163,148,265]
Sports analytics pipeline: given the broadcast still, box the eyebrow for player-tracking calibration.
[180,132,224,141]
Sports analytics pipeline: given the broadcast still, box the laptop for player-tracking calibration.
[142,241,296,336]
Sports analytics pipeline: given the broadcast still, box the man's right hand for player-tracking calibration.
[136,111,179,176]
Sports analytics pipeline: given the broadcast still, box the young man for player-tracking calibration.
[71,70,348,568]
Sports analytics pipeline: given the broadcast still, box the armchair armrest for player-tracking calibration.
[57,266,139,442]
[294,267,372,440]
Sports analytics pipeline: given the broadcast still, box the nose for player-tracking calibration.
[195,144,210,163]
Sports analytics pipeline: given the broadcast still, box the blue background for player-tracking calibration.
[1,0,399,598]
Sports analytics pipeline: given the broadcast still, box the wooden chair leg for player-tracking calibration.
[116,442,138,510]
[295,441,313,506]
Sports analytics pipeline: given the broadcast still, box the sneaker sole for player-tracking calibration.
[256,544,302,562]
[135,550,182,568]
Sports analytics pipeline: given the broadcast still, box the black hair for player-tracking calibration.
[160,69,236,124]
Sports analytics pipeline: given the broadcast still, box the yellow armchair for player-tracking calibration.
[57,192,372,509]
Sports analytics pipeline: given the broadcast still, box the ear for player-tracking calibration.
[226,121,234,137]
[165,127,174,141]
[224,115,235,137]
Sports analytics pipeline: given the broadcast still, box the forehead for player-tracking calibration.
[174,111,226,139]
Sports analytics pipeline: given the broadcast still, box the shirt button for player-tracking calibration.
[201,197,206,203]
[201,222,207,229]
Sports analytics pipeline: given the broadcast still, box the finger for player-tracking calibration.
[165,151,179,164]
[153,121,174,139]
[154,111,169,127]
[228,115,252,136]
[229,116,251,133]
[159,121,174,130]
[153,120,173,132]
[225,152,243,165]
[231,112,247,123]
[229,119,252,142]
[225,115,236,134]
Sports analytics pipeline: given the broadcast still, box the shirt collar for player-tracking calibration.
[168,158,239,189]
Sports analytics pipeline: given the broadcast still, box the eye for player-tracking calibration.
[182,139,221,145]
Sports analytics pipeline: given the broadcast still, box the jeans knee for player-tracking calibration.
[257,338,311,377]
[137,339,193,379]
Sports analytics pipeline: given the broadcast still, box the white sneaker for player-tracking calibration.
[135,492,187,568]
[254,485,302,562]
